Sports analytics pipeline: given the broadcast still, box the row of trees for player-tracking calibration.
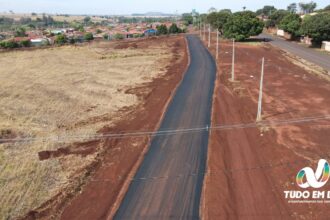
[156,23,186,35]
[201,3,330,44]
[261,3,330,44]
[205,10,264,41]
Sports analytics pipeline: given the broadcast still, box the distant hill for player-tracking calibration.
[131,12,175,17]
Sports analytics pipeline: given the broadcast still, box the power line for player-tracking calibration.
[0,114,329,144]
[3,154,330,183]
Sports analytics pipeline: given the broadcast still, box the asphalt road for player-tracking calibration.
[114,35,216,219]
[260,33,330,71]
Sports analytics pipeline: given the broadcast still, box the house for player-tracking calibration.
[144,29,157,37]
[50,29,65,35]
[322,41,330,52]
[30,38,49,46]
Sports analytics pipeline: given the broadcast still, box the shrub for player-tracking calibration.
[156,24,168,35]
[84,32,94,41]
[55,34,67,45]
[20,40,31,47]
[113,33,124,40]
[0,41,20,49]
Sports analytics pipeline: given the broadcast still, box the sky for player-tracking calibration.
[0,0,329,15]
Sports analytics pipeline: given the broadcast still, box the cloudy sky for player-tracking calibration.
[0,0,328,15]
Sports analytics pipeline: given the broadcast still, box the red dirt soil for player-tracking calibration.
[201,34,330,220]
[23,36,188,220]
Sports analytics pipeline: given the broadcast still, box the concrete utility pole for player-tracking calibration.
[203,23,206,41]
[199,19,202,37]
[231,39,235,81]
[216,30,219,60]
[256,57,265,122]
[208,24,211,47]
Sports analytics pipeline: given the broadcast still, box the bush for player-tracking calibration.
[20,40,31,47]
[14,27,27,37]
[103,33,109,39]
[156,24,168,35]
[168,23,182,34]
[0,41,20,49]
[223,11,264,41]
[84,32,94,41]
[113,33,124,40]
[55,34,67,45]
[133,33,143,38]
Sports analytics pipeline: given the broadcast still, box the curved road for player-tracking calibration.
[260,33,330,71]
[114,35,216,219]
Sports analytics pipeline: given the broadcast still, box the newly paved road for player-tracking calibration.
[114,35,216,219]
[260,33,330,71]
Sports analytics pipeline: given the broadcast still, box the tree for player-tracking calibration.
[265,9,290,28]
[324,5,330,11]
[168,23,181,33]
[279,13,302,37]
[96,29,102,34]
[256,5,277,17]
[156,24,168,35]
[84,16,91,24]
[84,32,94,41]
[182,13,193,25]
[301,13,330,45]
[287,3,298,13]
[299,1,317,14]
[206,10,232,34]
[14,27,27,37]
[223,11,264,41]
[55,34,67,45]
[208,7,217,13]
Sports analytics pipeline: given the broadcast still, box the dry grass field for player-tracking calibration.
[0,40,174,219]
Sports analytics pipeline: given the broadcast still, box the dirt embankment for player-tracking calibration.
[22,36,188,220]
[201,35,330,220]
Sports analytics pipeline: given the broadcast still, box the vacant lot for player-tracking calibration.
[0,37,180,219]
[201,35,330,219]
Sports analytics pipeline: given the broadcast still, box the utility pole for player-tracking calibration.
[203,23,206,41]
[216,30,219,60]
[256,57,265,122]
[208,24,211,47]
[199,19,202,37]
[231,39,235,81]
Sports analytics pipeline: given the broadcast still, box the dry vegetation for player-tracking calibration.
[0,40,174,219]
[0,13,107,22]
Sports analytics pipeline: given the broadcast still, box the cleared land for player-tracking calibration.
[201,34,330,219]
[0,36,185,219]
